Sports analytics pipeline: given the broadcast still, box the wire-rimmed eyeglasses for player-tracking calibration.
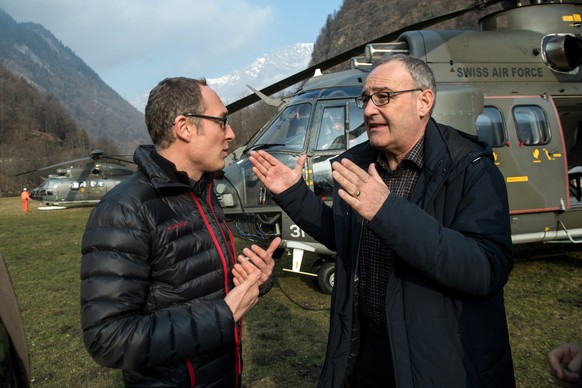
[355,88,422,109]
[183,113,228,129]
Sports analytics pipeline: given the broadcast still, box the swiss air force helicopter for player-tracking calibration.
[214,0,582,293]
[15,150,135,208]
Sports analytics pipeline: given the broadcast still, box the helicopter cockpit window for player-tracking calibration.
[251,103,311,151]
[317,107,346,150]
[513,106,550,146]
[315,103,367,151]
[476,107,505,147]
[347,103,367,147]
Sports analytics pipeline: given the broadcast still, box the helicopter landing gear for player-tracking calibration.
[282,242,337,294]
[317,261,335,295]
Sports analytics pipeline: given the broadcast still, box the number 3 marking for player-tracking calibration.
[290,225,305,238]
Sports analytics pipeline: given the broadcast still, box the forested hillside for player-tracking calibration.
[0,66,95,194]
[0,10,149,151]
[311,0,506,69]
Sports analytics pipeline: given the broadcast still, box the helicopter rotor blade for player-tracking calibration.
[104,155,135,164]
[35,157,92,171]
[13,157,92,176]
[13,168,43,177]
[13,149,136,177]
[226,0,504,114]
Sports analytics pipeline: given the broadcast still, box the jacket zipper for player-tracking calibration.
[206,181,243,380]
[188,188,242,387]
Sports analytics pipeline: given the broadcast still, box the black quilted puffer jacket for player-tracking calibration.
[81,145,241,388]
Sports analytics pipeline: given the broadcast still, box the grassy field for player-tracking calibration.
[0,196,580,387]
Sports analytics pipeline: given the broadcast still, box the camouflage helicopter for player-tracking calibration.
[15,149,135,208]
[214,0,582,294]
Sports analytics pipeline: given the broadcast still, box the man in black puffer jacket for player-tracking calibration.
[250,55,515,387]
[81,77,280,387]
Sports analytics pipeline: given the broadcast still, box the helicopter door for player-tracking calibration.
[310,100,366,202]
[86,179,107,201]
[481,96,567,213]
[68,181,88,202]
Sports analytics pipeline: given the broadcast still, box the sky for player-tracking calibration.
[1,0,343,103]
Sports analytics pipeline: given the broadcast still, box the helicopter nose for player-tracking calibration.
[214,164,242,210]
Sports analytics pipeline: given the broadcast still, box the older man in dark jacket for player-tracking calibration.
[250,55,514,387]
[81,77,279,387]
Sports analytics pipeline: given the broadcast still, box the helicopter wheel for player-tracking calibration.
[317,262,335,295]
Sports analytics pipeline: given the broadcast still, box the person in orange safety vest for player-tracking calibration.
[20,188,30,213]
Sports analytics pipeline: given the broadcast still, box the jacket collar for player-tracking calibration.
[424,118,491,181]
[340,119,489,182]
[133,145,212,194]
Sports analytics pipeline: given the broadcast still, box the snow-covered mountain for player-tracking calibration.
[132,43,313,112]
[208,42,313,105]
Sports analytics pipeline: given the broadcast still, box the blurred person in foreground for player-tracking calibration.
[249,54,515,387]
[548,343,582,387]
[80,77,280,387]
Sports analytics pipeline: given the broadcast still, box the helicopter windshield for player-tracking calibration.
[249,103,312,151]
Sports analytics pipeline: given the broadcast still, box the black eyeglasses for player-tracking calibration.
[355,88,422,109]
[183,113,228,129]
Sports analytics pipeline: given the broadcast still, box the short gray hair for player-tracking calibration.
[371,54,436,96]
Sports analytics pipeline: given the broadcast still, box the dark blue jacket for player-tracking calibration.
[274,120,515,387]
[81,145,241,387]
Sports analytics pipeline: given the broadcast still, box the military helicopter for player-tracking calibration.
[15,149,135,208]
[216,0,582,293]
